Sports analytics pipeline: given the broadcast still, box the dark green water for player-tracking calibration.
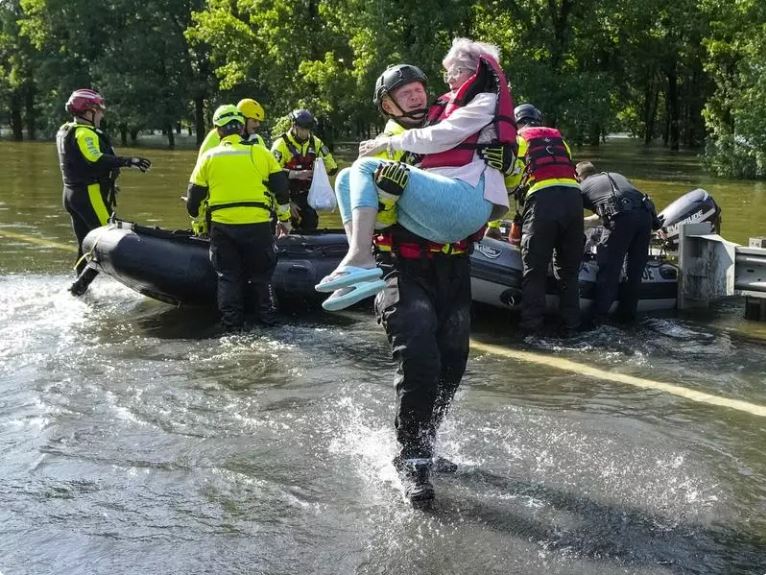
[1,139,765,575]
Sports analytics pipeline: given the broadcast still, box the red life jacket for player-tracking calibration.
[420,55,517,169]
[281,134,319,191]
[282,135,318,170]
[519,126,577,184]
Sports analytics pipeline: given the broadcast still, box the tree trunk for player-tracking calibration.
[667,66,680,151]
[548,0,575,70]
[642,81,659,145]
[130,128,139,144]
[166,123,175,149]
[24,84,36,140]
[194,96,205,145]
[683,63,704,148]
[587,122,600,147]
[119,123,128,146]
[10,92,23,141]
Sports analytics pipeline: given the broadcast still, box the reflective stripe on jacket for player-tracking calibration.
[507,128,579,197]
[197,129,267,161]
[190,134,283,224]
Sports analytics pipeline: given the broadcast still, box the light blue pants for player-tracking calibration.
[335,157,493,244]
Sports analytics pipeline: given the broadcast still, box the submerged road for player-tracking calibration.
[1,272,765,574]
[5,227,766,419]
[1,140,765,574]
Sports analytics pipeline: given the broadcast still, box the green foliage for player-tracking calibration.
[14,0,210,145]
[1,0,764,177]
[702,0,766,177]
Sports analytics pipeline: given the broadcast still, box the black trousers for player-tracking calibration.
[375,253,472,460]
[209,222,277,328]
[289,190,319,232]
[595,208,653,321]
[520,186,584,331]
[63,183,112,275]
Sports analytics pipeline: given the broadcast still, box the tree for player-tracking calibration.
[1,0,41,140]
[702,0,766,177]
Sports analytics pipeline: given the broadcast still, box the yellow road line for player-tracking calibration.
[2,226,763,418]
[471,339,766,418]
[0,229,77,252]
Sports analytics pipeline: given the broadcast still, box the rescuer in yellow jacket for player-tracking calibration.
[197,98,268,160]
[57,88,152,296]
[270,109,338,231]
[186,104,290,330]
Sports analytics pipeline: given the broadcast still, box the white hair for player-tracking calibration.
[442,37,501,71]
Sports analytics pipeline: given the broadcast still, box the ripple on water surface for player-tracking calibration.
[1,273,765,574]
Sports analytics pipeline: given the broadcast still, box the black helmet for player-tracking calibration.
[373,64,428,114]
[514,103,542,127]
[289,109,315,129]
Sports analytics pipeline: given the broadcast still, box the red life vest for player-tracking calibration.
[420,55,517,169]
[282,135,318,170]
[281,134,319,191]
[519,126,577,184]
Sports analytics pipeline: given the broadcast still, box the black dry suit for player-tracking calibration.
[374,226,474,460]
[57,122,122,275]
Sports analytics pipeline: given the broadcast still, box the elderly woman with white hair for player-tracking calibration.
[317,37,513,311]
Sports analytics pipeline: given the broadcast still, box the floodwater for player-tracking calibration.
[1,139,765,574]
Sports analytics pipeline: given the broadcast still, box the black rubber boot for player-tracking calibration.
[394,457,434,507]
[219,319,245,334]
[68,266,98,296]
[432,455,458,474]
[255,282,279,327]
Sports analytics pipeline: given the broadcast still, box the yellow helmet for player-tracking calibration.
[237,98,265,122]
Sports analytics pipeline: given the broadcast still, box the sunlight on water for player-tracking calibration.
[1,141,766,573]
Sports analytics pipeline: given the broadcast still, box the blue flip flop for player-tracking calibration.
[321,279,386,312]
[315,265,383,293]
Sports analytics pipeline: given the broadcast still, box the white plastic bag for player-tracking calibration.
[307,157,337,211]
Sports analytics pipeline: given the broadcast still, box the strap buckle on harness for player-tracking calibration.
[374,232,470,259]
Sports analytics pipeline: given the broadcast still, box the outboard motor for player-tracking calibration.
[656,188,721,251]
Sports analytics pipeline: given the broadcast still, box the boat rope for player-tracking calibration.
[72,225,110,272]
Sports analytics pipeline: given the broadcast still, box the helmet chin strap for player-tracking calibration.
[76,110,96,125]
[386,96,427,125]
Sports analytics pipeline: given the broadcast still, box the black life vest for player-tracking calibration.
[56,122,118,188]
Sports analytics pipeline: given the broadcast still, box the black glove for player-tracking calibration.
[479,144,515,174]
[122,157,152,172]
[374,162,410,196]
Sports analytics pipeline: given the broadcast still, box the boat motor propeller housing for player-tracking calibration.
[656,188,721,251]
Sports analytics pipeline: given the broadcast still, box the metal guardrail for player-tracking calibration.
[734,247,766,295]
[677,222,766,319]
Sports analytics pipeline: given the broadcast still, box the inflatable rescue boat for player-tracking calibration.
[82,188,720,312]
[82,221,347,306]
